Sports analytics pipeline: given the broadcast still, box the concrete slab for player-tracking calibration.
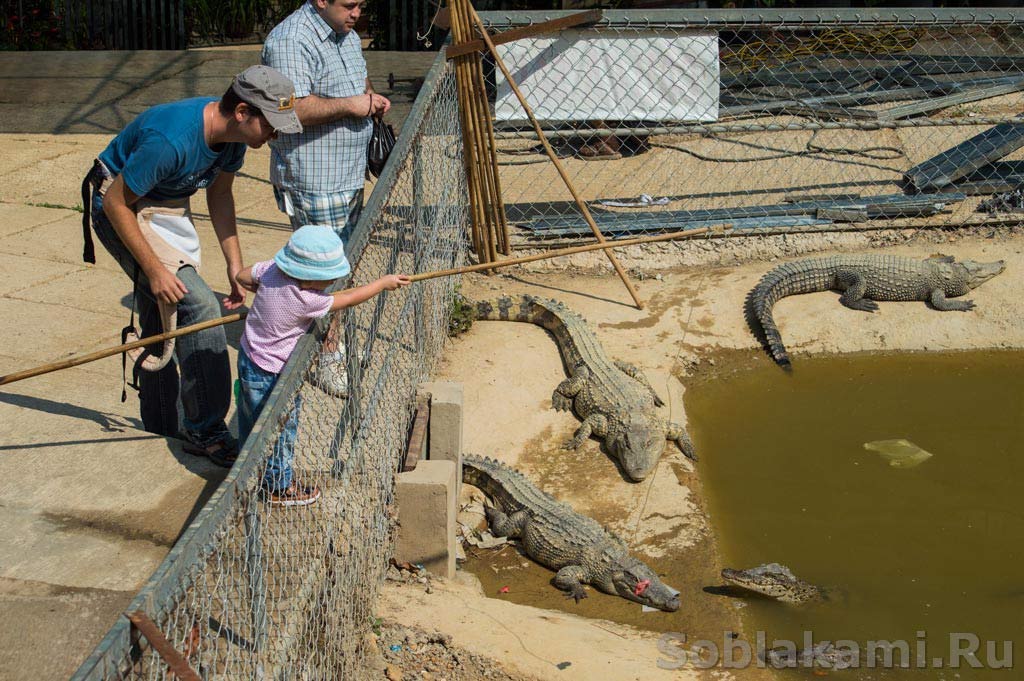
[395,460,457,579]
[0,298,127,366]
[0,49,437,134]
[0,202,82,238]
[0,136,99,205]
[0,578,134,681]
[0,252,82,297]
[0,213,106,266]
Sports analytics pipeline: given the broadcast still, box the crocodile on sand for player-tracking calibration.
[464,455,681,611]
[720,563,825,604]
[470,295,695,481]
[747,254,1005,369]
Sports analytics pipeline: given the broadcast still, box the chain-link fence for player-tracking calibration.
[481,9,1024,247]
[71,9,1024,680]
[71,51,468,681]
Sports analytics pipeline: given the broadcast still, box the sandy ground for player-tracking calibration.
[378,227,1024,680]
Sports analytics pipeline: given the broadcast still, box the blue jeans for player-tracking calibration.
[92,192,233,447]
[236,349,300,493]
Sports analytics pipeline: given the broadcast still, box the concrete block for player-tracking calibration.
[420,381,464,486]
[395,460,457,579]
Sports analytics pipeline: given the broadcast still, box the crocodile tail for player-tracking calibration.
[747,258,837,369]
[461,455,525,511]
[470,294,570,330]
[469,295,591,369]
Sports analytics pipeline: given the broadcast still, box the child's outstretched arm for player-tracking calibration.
[329,274,411,312]
[235,266,259,294]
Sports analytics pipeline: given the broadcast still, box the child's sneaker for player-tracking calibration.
[265,483,321,507]
[308,349,349,398]
[308,346,367,399]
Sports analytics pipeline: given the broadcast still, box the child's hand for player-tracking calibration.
[381,274,412,291]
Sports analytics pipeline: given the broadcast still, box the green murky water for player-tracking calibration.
[687,350,1024,680]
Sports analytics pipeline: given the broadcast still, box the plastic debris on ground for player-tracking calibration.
[862,438,934,468]
[977,188,1024,214]
[458,498,509,549]
[641,584,681,612]
[597,193,670,208]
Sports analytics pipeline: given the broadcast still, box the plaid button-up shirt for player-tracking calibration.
[262,2,371,194]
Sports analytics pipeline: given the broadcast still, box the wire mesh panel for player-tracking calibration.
[480,10,1024,246]
[71,53,468,681]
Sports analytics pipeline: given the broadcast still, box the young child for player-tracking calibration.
[236,224,411,506]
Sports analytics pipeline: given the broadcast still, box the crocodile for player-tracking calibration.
[463,455,681,611]
[470,295,695,481]
[720,563,825,604]
[747,254,1005,369]
[764,642,856,670]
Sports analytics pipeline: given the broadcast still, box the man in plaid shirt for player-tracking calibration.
[262,0,390,397]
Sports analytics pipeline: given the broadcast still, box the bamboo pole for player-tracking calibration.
[460,13,512,254]
[451,0,497,264]
[449,2,488,264]
[472,49,511,255]
[0,225,713,388]
[469,49,504,257]
[467,5,645,310]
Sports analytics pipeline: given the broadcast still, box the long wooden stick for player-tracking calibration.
[0,225,713,388]
[467,5,645,310]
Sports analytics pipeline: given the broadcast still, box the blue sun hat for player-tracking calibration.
[274,225,351,281]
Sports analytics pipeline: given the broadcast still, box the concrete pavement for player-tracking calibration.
[0,47,437,680]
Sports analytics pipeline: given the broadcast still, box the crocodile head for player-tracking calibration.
[610,557,680,612]
[960,259,1006,289]
[611,417,665,482]
[721,563,823,604]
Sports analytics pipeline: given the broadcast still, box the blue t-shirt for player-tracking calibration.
[99,97,246,201]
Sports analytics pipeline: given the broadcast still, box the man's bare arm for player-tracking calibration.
[294,92,387,127]
[206,171,246,309]
[102,175,188,304]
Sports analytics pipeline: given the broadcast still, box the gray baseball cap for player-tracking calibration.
[231,65,303,134]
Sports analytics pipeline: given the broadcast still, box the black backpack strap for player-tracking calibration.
[120,264,142,402]
[81,160,100,264]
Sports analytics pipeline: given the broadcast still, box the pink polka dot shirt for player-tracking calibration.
[240,260,334,374]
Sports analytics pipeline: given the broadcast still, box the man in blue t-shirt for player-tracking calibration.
[85,65,302,467]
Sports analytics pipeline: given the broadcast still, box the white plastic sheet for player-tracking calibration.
[495,29,720,123]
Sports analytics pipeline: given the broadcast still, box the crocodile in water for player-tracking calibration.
[464,455,680,611]
[720,563,825,604]
[747,254,1005,368]
[471,295,695,481]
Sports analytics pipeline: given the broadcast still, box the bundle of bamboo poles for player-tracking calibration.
[447,0,510,265]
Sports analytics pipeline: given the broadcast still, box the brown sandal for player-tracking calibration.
[183,439,238,468]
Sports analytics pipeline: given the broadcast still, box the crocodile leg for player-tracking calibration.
[485,507,529,539]
[553,565,590,602]
[613,360,665,407]
[929,289,975,311]
[837,272,879,312]
[665,421,698,461]
[552,366,589,412]
[563,413,608,450]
